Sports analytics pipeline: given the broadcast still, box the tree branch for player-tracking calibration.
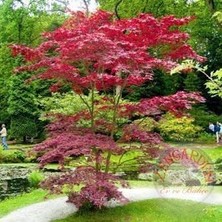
[114,0,123,20]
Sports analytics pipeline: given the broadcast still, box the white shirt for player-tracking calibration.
[0,127,7,137]
[209,124,214,132]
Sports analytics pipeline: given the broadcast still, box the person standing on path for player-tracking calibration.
[214,122,222,144]
[217,122,222,143]
[209,122,221,144]
[0,124,8,150]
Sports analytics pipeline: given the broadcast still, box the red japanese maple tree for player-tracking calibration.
[11,10,205,209]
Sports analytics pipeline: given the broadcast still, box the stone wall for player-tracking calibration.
[0,166,31,200]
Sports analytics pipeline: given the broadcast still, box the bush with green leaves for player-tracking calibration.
[39,91,90,117]
[9,116,38,142]
[0,150,26,163]
[0,149,39,163]
[28,171,45,188]
[189,107,222,129]
[205,69,222,98]
[158,113,202,142]
[23,150,40,163]
[194,132,215,144]
[40,91,129,138]
[133,117,157,132]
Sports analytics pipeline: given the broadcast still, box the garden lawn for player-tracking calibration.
[0,189,48,217]
[203,146,222,162]
[54,198,222,222]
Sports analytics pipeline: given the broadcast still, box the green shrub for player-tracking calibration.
[189,107,222,129]
[10,116,38,142]
[0,150,26,163]
[13,150,26,162]
[133,117,157,132]
[24,149,40,163]
[28,171,45,188]
[0,148,40,164]
[158,113,202,142]
[195,132,215,144]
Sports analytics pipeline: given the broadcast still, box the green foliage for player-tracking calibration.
[39,92,90,117]
[0,44,22,124]
[8,74,38,116]
[0,0,66,45]
[215,158,222,164]
[39,92,129,138]
[23,150,40,163]
[0,150,25,163]
[0,0,66,140]
[158,113,202,142]
[54,198,222,222]
[205,69,222,98]
[133,117,157,132]
[99,0,194,18]
[0,146,39,163]
[125,71,184,101]
[213,11,222,24]
[189,106,222,129]
[184,73,201,92]
[0,188,48,217]
[10,116,38,140]
[98,0,145,18]
[194,132,215,144]
[7,74,40,141]
[203,146,222,163]
[27,170,45,188]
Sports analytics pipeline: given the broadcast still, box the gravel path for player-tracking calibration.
[1,188,222,222]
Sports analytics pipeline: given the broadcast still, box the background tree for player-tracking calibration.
[0,0,66,139]
[7,74,39,142]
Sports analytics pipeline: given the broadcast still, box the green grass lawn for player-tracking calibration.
[0,189,48,217]
[203,147,222,163]
[53,198,222,222]
[0,188,65,218]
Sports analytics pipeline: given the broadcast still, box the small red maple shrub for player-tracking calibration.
[11,10,205,209]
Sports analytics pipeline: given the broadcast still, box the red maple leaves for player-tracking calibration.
[11,10,204,94]
[11,10,205,209]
